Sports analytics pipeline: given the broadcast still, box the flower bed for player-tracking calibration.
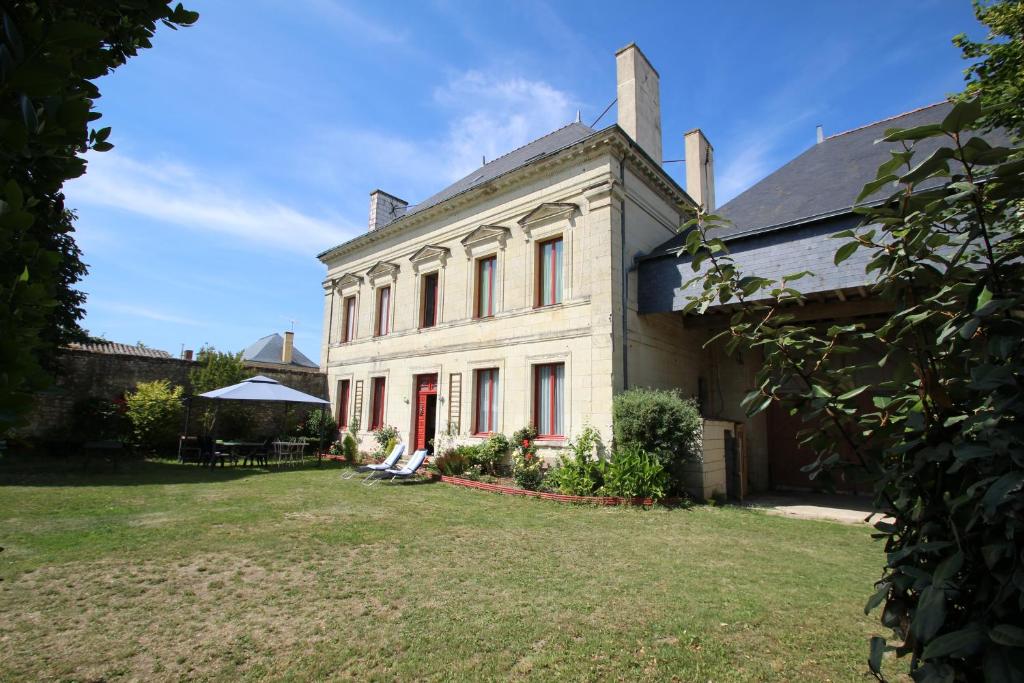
[438,474,681,507]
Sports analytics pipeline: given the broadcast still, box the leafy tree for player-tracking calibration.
[0,2,198,435]
[954,0,1024,139]
[681,101,1024,681]
[125,380,183,454]
[189,345,249,434]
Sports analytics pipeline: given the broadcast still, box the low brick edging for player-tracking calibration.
[438,475,682,507]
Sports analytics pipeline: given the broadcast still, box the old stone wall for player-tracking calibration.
[17,349,327,440]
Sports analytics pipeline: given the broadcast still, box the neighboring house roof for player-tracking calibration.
[638,101,1012,314]
[66,341,173,359]
[242,334,318,369]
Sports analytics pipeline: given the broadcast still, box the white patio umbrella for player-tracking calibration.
[198,375,329,404]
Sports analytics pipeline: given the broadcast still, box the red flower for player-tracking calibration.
[521,439,531,447]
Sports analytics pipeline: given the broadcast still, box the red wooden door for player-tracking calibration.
[413,374,438,451]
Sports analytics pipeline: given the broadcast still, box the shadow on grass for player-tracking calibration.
[0,454,349,488]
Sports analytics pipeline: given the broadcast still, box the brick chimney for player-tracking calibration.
[684,129,716,211]
[282,331,294,364]
[615,43,662,165]
[368,189,408,231]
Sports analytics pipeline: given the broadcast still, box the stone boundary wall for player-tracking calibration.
[17,349,327,439]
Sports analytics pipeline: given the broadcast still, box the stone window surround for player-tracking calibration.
[519,203,579,307]
[366,261,399,337]
[461,225,510,320]
[526,351,571,444]
[367,371,390,432]
[465,357,507,438]
[334,274,362,344]
[409,246,449,330]
[335,374,354,429]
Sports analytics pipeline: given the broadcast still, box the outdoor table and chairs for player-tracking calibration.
[272,440,307,466]
[220,440,267,466]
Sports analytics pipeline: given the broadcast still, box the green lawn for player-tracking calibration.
[0,458,891,681]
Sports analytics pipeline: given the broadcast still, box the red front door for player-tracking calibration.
[413,374,438,452]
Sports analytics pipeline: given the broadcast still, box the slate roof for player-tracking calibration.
[66,341,173,359]
[318,122,599,259]
[638,101,1013,314]
[242,334,318,369]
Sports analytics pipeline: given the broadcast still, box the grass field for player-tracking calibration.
[0,458,890,681]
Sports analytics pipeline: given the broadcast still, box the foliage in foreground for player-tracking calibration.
[546,425,605,495]
[125,380,184,454]
[613,387,702,492]
[681,96,1024,681]
[0,1,198,435]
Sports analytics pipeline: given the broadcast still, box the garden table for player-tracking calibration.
[221,441,265,466]
[272,441,306,466]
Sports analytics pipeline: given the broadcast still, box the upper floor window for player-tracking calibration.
[474,368,499,434]
[476,256,496,318]
[421,272,439,328]
[370,377,386,430]
[341,296,357,342]
[536,236,563,307]
[375,286,391,336]
[533,362,564,438]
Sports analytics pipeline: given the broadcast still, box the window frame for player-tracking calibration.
[475,255,497,319]
[337,379,350,430]
[374,285,391,336]
[533,362,565,438]
[473,368,499,435]
[535,235,564,308]
[420,271,440,329]
[369,377,386,431]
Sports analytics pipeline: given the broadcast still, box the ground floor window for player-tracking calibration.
[337,379,350,430]
[370,377,386,430]
[474,368,499,434]
[533,362,564,437]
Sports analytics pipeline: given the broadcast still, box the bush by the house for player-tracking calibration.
[599,445,668,500]
[297,408,338,452]
[432,450,471,476]
[547,425,604,495]
[372,424,399,460]
[511,426,544,490]
[70,396,130,444]
[125,380,184,455]
[613,388,701,492]
[474,433,510,475]
[342,433,359,463]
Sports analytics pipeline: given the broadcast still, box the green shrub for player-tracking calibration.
[125,380,184,455]
[433,450,471,476]
[600,445,668,500]
[372,425,399,460]
[69,396,130,444]
[613,388,701,492]
[342,434,358,463]
[511,425,544,490]
[475,433,510,475]
[547,426,604,495]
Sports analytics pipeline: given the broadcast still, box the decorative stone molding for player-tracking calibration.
[365,260,400,285]
[583,179,624,211]
[408,244,451,273]
[335,272,363,292]
[517,202,579,242]
[460,224,510,258]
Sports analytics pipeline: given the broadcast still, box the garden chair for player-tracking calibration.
[366,449,428,486]
[347,443,405,481]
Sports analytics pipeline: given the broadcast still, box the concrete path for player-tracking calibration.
[743,491,888,525]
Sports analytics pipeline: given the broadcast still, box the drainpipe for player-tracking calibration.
[619,158,629,391]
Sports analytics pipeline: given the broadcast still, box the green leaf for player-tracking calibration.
[911,586,946,642]
[868,636,886,674]
[834,241,859,265]
[92,140,114,152]
[899,147,954,184]
[989,624,1024,647]
[940,98,982,133]
[975,286,992,312]
[856,174,898,202]
[982,472,1024,515]
[920,625,986,660]
[837,386,868,401]
[879,123,943,142]
[18,265,28,282]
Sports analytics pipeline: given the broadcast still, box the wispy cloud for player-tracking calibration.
[67,152,355,255]
[301,0,410,45]
[304,70,579,205]
[95,302,205,327]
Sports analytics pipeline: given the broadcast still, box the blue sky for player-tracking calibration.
[65,0,983,360]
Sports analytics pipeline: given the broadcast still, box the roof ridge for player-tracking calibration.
[826,100,950,140]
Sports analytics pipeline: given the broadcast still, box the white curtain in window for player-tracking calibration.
[476,369,499,433]
[540,239,563,305]
[378,287,390,334]
[536,363,564,435]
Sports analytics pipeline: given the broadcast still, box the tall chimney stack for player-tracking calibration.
[368,189,408,232]
[282,331,294,364]
[684,129,716,211]
[615,43,662,165]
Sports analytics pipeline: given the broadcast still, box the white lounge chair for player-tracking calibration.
[343,443,405,480]
[368,449,428,486]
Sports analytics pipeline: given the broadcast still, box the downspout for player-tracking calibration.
[619,158,629,391]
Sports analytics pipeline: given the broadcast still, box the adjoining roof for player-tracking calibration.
[242,333,318,369]
[317,121,599,261]
[66,341,173,359]
[644,101,1011,260]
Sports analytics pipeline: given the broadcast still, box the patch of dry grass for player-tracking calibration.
[0,459,892,681]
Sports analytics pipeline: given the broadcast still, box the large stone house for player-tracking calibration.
[317,44,997,498]
[318,44,699,462]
